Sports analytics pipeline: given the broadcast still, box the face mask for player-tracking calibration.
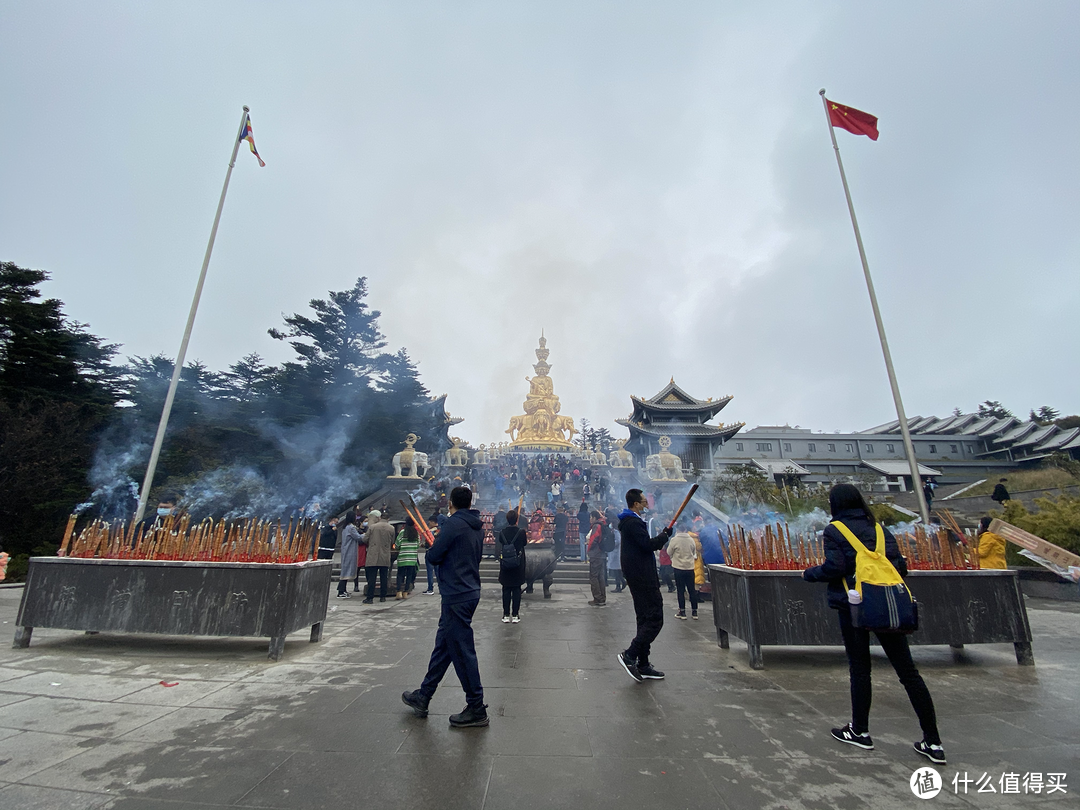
[157,508,173,517]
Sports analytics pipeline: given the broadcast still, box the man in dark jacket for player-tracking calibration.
[403,487,488,728]
[316,516,338,560]
[616,488,672,682]
[991,478,1010,505]
[552,506,569,559]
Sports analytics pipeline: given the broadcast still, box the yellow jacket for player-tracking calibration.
[692,533,705,586]
[978,531,1007,570]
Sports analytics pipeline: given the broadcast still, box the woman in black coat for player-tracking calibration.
[803,484,945,765]
[498,509,528,623]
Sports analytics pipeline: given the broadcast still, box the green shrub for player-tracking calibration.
[870,503,908,526]
[998,495,1080,566]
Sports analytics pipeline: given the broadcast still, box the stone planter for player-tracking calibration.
[707,565,1034,670]
[13,557,332,660]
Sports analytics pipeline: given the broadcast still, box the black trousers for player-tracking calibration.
[838,609,941,744]
[659,565,675,591]
[396,565,417,591]
[364,566,388,599]
[502,585,522,616]
[420,598,484,706]
[625,582,664,665]
[611,569,625,591]
[674,568,698,612]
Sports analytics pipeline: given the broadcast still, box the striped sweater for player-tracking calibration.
[395,531,420,567]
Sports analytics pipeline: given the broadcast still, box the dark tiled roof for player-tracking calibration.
[616,419,744,439]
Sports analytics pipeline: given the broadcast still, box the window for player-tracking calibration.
[928,444,937,453]
[808,443,816,452]
[756,442,773,452]
[845,443,853,453]
[950,444,959,454]
[886,443,895,453]
[735,442,743,451]
[827,443,836,452]
[864,443,874,452]
[783,443,791,452]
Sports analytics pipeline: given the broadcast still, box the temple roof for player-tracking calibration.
[427,394,464,426]
[629,380,733,419]
[616,419,744,440]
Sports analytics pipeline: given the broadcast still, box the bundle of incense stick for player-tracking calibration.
[58,513,319,563]
[720,522,825,570]
[894,525,978,571]
[718,521,978,571]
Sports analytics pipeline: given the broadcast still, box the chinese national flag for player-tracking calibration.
[826,99,879,140]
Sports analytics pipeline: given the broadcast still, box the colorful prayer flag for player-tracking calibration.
[826,99,879,140]
[240,115,266,166]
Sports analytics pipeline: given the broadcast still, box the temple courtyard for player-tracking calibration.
[0,579,1075,809]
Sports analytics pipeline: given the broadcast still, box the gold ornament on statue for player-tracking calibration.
[505,334,577,451]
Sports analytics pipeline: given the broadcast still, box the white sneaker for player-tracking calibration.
[511,615,520,623]
[501,615,511,623]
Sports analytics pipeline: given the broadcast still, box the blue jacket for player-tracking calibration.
[803,509,908,610]
[427,508,484,604]
[699,525,725,565]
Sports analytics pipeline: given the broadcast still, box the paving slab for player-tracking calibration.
[0,583,1076,808]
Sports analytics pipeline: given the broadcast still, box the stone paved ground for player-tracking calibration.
[0,579,1076,809]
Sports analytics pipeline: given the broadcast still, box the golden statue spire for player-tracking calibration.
[505,335,577,451]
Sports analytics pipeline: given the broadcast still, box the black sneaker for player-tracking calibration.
[638,663,665,680]
[361,598,373,604]
[676,610,687,620]
[691,611,699,620]
[914,740,946,765]
[617,652,643,682]
[401,690,430,718]
[336,591,351,598]
[449,703,489,728]
[831,723,874,750]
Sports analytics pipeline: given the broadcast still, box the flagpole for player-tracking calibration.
[818,89,930,525]
[134,106,251,523]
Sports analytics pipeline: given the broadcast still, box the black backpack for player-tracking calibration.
[600,524,616,553]
[500,530,523,570]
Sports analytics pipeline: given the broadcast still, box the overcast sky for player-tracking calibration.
[2,2,1077,445]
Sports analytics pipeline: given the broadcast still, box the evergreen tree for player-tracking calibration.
[1029,406,1061,425]
[0,262,120,564]
[977,400,1013,419]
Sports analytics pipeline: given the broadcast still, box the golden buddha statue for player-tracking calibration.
[505,334,577,451]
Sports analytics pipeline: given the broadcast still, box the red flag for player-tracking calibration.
[826,99,879,140]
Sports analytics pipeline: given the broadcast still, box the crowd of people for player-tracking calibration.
[426,452,616,510]
[327,476,1055,767]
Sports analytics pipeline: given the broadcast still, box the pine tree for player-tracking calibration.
[0,262,120,564]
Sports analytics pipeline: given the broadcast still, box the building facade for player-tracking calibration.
[712,412,1078,491]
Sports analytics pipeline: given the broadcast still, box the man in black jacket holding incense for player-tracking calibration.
[402,487,488,727]
[616,488,672,682]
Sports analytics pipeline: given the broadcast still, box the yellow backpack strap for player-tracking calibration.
[830,520,879,558]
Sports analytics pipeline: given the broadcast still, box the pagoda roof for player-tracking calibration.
[630,380,733,417]
[616,419,744,440]
[427,394,463,426]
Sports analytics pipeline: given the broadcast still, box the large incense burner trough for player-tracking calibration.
[13,557,332,661]
[708,565,1033,670]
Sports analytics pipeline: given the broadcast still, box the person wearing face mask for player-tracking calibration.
[134,492,182,538]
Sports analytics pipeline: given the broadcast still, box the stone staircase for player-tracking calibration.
[479,556,591,585]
